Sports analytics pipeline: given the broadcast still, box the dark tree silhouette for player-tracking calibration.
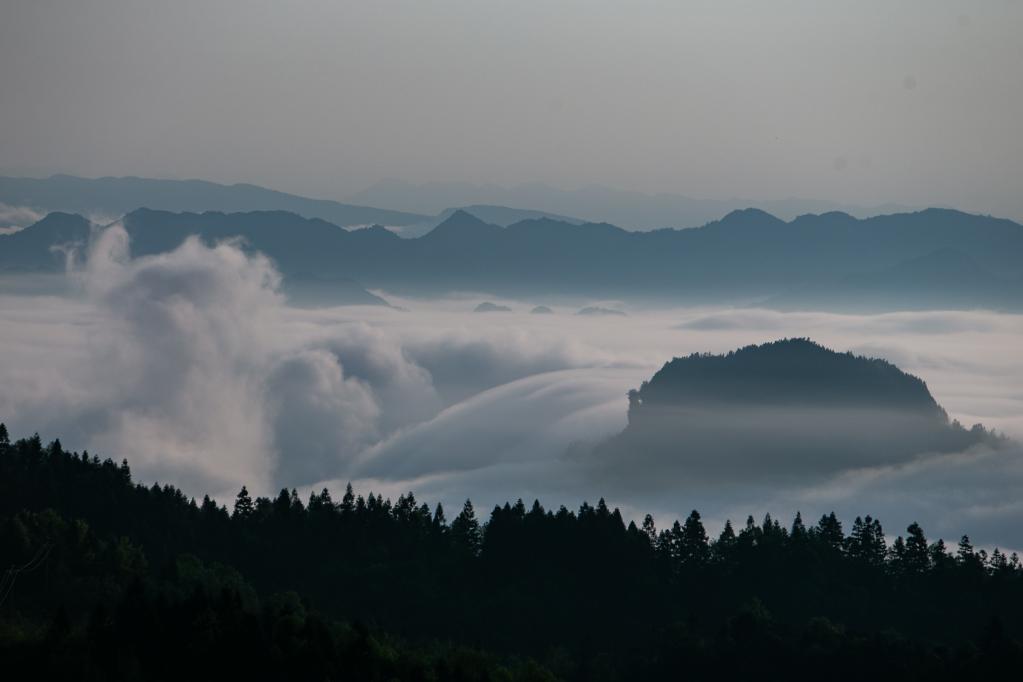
[451,499,482,556]
[2,425,1023,680]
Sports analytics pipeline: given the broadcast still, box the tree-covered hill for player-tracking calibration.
[630,338,943,413]
[594,340,998,487]
[1,424,1022,679]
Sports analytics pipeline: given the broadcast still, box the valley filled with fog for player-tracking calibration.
[2,226,1022,549]
[6,3,1023,675]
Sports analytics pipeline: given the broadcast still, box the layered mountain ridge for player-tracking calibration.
[2,205,1021,310]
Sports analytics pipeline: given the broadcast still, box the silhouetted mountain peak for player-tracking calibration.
[711,207,786,231]
[0,212,92,271]
[32,211,90,230]
[791,210,856,227]
[14,212,91,242]
[436,205,585,226]
[350,224,402,241]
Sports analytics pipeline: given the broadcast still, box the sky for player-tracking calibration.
[1,0,1022,219]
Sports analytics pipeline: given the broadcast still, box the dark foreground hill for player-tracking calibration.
[1,425,1022,680]
[593,339,998,489]
[3,206,1022,310]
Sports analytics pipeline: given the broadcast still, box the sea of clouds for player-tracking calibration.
[2,226,1023,549]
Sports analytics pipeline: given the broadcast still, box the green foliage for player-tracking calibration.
[2,424,1023,679]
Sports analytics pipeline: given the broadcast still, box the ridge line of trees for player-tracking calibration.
[4,424,1023,679]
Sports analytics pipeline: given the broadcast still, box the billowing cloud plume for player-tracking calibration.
[0,226,619,495]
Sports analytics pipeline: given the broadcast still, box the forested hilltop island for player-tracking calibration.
[1,423,1022,680]
[592,339,999,489]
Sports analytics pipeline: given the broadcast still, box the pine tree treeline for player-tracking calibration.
[2,426,1022,679]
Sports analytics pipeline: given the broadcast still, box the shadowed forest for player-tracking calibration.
[2,425,1022,680]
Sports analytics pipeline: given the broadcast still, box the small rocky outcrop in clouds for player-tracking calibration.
[474,301,512,313]
[591,338,1000,491]
[578,306,626,316]
[530,305,554,314]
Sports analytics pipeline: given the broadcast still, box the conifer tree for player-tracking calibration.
[815,512,844,550]
[889,536,907,564]
[433,503,447,532]
[451,499,482,556]
[680,510,710,564]
[718,520,736,546]
[929,538,953,570]
[641,514,658,546]
[341,482,355,514]
[903,522,929,572]
[233,486,255,519]
[790,511,806,539]
[957,535,985,571]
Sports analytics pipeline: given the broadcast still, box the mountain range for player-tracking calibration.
[2,205,1021,311]
[349,178,919,230]
[0,175,588,235]
[0,174,922,234]
[0,174,428,228]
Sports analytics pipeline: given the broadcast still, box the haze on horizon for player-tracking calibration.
[2,0,1022,220]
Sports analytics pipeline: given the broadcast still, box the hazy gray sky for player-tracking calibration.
[2,0,1021,217]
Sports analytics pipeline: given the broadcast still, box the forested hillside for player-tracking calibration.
[2,425,1022,680]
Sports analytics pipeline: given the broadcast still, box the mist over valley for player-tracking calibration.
[4,2,1023,676]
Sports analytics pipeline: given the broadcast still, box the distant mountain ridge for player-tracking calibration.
[389,204,586,238]
[0,174,589,237]
[349,178,920,230]
[2,206,1021,311]
[0,174,429,227]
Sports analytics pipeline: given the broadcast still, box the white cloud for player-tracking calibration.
[2,234,1023,549]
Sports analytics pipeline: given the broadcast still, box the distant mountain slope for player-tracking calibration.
[592,339,998,490]
[3,206,1021,310]
[441,204,584,226]
[392,204,586,238]
[0,174,429,227]
[768,248,1023,311]
[349,178,918,229]
[0,212,91,271]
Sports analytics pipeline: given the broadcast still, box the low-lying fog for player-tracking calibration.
[2,226,1022,549]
